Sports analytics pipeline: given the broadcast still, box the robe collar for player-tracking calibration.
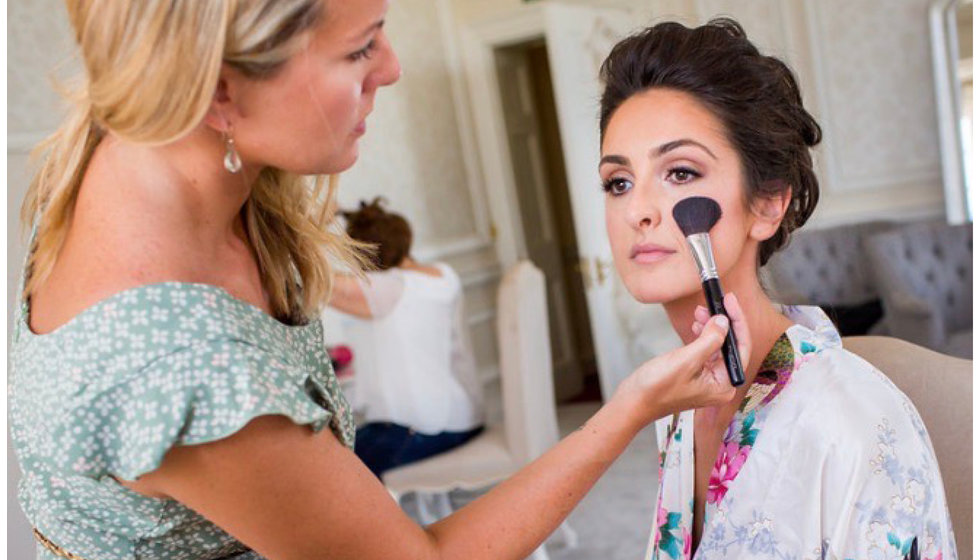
[738,305,841,414]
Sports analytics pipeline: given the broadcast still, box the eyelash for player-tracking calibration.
[601,177,632,196]
[601,166,703,196]
[349,39,377,61]
[667,166,702,184]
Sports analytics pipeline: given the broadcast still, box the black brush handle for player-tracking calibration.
[701,277,745,387]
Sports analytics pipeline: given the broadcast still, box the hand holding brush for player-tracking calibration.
[672,196,747,387]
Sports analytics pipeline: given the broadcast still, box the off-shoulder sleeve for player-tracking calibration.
[53,338,349,481]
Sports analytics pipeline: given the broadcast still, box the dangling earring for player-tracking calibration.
[223,130,242,173]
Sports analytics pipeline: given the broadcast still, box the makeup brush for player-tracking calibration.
[672,196,745,387]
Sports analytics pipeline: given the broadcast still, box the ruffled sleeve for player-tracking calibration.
[52,338,352,481]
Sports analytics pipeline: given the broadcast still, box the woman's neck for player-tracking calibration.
[97,125,260,245]
[32,124,269,332]
[155,126,260,240]
[663,258,793,393]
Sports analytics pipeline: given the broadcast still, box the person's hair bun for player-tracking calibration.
[342,197,412,270]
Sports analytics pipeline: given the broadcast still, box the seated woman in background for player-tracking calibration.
[597,19,956,559]
[328,198,484,477]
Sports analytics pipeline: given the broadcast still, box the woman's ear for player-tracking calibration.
[749,182,792,241]
[203,66,239,133]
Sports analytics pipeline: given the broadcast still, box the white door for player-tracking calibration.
[543,4,636,400]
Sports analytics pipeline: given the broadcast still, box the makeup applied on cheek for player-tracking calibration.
[672,196,746,387]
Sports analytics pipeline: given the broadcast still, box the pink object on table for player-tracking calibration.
[328,345,354,377]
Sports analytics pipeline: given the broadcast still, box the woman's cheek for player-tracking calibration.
[710,223,747,272]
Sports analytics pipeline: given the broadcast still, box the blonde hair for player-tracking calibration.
[23,0,367,323]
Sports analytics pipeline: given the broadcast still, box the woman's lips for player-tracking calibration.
[630,243,676,264]
[355,106,373,136]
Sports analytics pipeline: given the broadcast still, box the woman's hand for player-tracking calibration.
[613,293,751,430]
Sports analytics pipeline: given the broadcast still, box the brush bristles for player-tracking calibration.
[672,197,722,236]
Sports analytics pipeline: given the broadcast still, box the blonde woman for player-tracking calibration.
[10,2,748,559]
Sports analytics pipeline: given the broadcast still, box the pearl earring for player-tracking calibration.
[223,130,242,173]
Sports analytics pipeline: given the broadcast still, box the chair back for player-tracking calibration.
[496,261,560,465]
[843,336,972,559]
[865,221,973,334]
[763,220,895,306]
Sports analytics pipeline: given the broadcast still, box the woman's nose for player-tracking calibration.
[626,185,662,230]
[374,33,401,88]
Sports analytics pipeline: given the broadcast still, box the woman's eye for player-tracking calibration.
[666,167,701,184]
[602,178,633,196]
[349,40,377,61]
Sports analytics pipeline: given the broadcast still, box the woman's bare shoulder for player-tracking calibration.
[28,211,195,334]
[402,261,445,278]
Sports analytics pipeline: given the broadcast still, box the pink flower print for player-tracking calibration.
[707,441,750,504]
[653,501,666,547]
[682,528,692,556]
[793,352,815,371]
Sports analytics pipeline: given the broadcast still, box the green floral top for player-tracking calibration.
[9,281,356,560]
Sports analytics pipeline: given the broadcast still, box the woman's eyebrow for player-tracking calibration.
[651,139,717,161]
[598,154,630,169]
[350,19,385,43]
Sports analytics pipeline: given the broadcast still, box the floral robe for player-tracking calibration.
[645,306,957,560]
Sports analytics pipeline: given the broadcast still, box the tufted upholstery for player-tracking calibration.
[864,222,973,358]
[764,221,896,306]
[763,221,897,335]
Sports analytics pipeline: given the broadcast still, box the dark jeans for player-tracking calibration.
[354,422,484,479]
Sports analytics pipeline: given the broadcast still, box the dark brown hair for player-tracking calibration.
[341,197,412,270]
[599,18,821,266]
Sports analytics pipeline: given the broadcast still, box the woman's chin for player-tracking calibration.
[324,148,359,175]
[625,280,702,306]
[302,144,360,175]
[624,284,670,305]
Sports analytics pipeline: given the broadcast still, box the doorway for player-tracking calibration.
[493,40,599,404]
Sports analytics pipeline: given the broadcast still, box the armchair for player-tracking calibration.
[843,336,972,559]
[763,220,896,335]
[863,222,972,358]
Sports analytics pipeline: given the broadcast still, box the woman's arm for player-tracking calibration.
[327,274,373,318]
[133,308,746,560]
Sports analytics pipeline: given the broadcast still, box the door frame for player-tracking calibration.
[456,4,549,268]
[454,3,640,401]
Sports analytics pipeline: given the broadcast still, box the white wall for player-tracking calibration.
[686,0,946,226]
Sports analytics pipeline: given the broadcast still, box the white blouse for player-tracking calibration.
[345,263,484,434]
[646,306,957,560]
